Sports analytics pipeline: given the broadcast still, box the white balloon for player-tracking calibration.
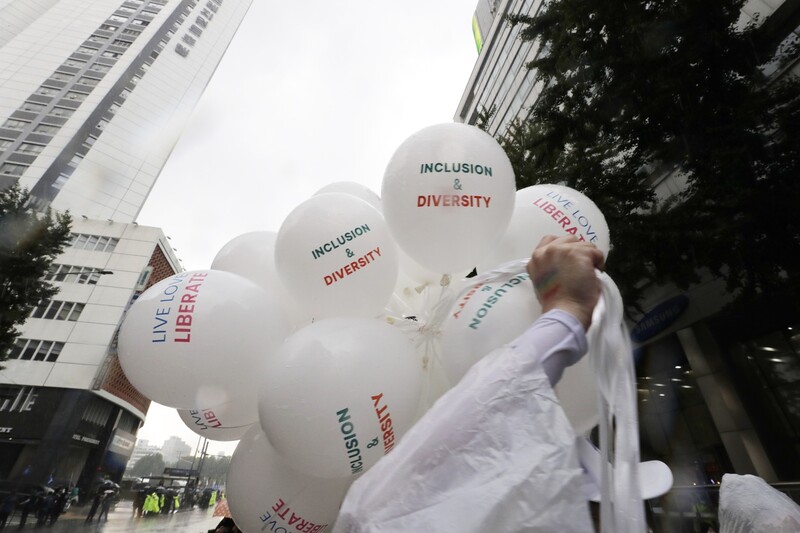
[275,193,399,319]
[440,270,541,384]
[314,181,382,212]
[227,426,351,533]
[382,122,516,274]
[479,184,610,271]
[211,231,280,289]
[440,270,598,433]
[118,270,291,410]
[259,317,424,479]
[177,407,251,441]
[396,248,472,288]
[211,231,310,331]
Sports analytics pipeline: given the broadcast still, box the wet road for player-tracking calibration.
[3,501,224,532]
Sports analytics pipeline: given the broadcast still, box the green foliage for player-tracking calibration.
[198,455,231,486]
[0,184,72,360]
[501,0,800,313]
[175,454,231,486]
[128,453,166,478]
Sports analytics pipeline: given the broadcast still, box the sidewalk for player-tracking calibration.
[3,500,224,532]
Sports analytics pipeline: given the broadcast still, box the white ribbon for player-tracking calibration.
[589,271,645,532]
[385,262,646,531]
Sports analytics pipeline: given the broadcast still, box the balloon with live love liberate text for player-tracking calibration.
[118,270,291,410]
[381,122,516,274]
[177,404,253,442]
[258,317,424,479]
[478,184,611,272]
[275,193,399,319]
[227,426,352,533]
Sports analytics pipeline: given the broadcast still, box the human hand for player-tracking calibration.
[527,235,605,330]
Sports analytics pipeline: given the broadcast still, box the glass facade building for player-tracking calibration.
[455,0,800,527]
[0,0,251,491]
[0,0,252,219]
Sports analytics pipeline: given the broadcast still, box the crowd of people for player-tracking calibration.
[1,479,227,529]
[131,485,222,519]
[0,484,79,529]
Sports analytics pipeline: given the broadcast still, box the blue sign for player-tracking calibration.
[631,294,689,343]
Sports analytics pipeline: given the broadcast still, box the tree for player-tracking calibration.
[0,184,72,361]
[502,0,800,313]
[128,453,166,478]
[199,455,231,486]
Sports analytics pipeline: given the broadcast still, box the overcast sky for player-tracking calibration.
[134,1,480,455]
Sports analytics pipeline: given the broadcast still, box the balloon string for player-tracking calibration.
[589,272,644,532]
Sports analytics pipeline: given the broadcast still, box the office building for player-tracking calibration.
[0,218,180,489]
[126,438,160,470]
[0,0,252,490]
[455,0,800,499]
[160,435,191,465]
[0,0,252,218]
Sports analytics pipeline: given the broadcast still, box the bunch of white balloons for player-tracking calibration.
[118,123,610,532]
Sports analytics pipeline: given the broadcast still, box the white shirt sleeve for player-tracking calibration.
[510,309,588,387]
[333,310,593,533]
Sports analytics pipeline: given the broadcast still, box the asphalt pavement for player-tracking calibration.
[2,500,224,532]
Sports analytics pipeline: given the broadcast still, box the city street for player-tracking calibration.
[2,501,225,533]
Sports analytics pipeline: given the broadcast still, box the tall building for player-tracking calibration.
[457,0,800,139]
[455,0,800,511]
[0,0,252,491]
[0,0,252,218]
[0,219,180,489]
[125,438,160,470]
[160,435,191,465]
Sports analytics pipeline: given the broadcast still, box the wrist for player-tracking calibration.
[542,301,592,331]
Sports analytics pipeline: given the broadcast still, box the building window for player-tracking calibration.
[36,87,59,96]
[101,51,121,59]
[17,142,45,155]
[77,46,98,55]
[46,264,106,284]
[64,58,86,68]
[0,163,27,176]
[3,119,29,130]
[7,339,65,362]
[70,233,119,252]
[65,91,88,102]
[113,39,132,48]
[89,63,111,73]
[22,101,46,113]
[53,172,69,191]
[50,107,74,118]
[100,24,119,32]
[78,77,100,86]
[109,15,128,23]
[50,72,72,82]
[0,139,12,150]
[33,124,59,135]
[30,299,85,322]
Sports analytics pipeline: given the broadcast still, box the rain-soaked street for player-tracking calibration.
[2,500,225,533]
